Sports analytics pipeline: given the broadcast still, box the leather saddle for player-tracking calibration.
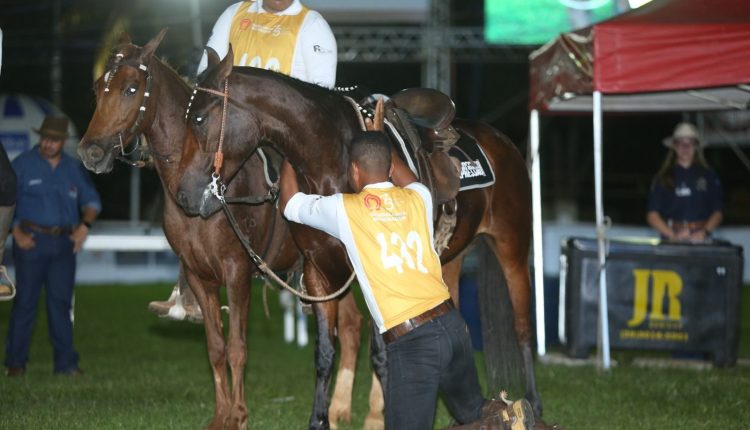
[386,88,461,209]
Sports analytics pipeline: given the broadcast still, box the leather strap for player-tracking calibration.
[20,220,73,236]
[382,300,454,344]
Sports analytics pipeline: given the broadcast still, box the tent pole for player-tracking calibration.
[530,109,546,357]
[593,91,611,370]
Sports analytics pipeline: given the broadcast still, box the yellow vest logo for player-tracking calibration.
[627,269,683,328]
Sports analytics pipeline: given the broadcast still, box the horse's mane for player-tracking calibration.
[104,44,191,89]
[229,66,350,115]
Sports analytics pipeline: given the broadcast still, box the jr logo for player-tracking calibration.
[627,269,683,327]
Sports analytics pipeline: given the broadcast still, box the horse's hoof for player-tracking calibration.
[328,405,351,427]
[363,412,384,430]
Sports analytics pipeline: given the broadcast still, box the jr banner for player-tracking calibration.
[561,237,743,366]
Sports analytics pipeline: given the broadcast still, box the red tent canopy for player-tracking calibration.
[529,0,750,112]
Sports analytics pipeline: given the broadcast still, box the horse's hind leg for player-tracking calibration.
[442,253,466,307]
[485,234,543,417]
[225,267,252,430]
[328,291,362,429]
[184,268,230,430]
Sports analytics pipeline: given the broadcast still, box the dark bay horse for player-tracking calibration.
[77,31,371,430]
[175,48,542,425]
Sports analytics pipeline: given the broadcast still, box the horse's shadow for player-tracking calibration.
[147,320,206,342]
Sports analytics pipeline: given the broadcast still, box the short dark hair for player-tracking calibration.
[350,131,391,176]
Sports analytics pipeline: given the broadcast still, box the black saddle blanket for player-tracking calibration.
[386,122,495,192]
[449,130,495,191]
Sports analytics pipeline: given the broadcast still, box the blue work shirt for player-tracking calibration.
[12,145,101,228]
[647,164,723,223]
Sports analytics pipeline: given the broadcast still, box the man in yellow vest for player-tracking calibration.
[149,0,337,332]
[278,128,534,429]
[197,0,337,88]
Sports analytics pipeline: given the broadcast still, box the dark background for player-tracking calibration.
[2,0,747,225]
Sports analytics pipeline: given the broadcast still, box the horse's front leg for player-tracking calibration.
[328,291,362,429]
[184,269,230,430]
[225,264,252,430]
[364,322,387,430]
[306,265,339,430]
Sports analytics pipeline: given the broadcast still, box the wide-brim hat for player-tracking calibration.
[33,116,69,140]
[662,122,702,148]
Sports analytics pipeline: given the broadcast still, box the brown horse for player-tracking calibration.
[175,48,542,426]
[76,31,370,430]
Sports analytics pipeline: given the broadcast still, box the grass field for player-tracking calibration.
[0,282,749,429]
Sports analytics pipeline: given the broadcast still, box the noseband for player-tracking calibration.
[102,54,154,167]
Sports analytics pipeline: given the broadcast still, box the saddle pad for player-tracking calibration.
[384,122,495,191]
[450,130,495,191]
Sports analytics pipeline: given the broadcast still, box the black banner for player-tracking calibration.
[562,238,743,366]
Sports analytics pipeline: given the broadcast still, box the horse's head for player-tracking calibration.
[176,47,263,217]
[78,29,167,173]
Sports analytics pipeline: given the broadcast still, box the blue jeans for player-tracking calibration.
[5,233,79,373]
[385,309,485,429]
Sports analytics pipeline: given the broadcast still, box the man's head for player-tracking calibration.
[34,116,69,160]
[348,131,392,192]
[262,0,294,13]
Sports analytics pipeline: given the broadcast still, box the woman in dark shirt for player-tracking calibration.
[647,122,723,242]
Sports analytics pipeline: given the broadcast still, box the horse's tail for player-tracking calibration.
[476,237,527,398]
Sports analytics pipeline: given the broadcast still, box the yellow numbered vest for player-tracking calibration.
[343,186,450,330]
[229,2,309,75]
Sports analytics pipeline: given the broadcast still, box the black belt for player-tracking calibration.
[382,300,454,344]
[20,220,73,236]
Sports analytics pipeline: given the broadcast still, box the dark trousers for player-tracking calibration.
[385,309,485,429]
[5,233,79,372]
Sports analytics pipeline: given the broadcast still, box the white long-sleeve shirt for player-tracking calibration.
[197,0,337,89]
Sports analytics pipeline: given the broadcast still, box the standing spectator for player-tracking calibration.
[150,0,337,345]
[4,116,100,377]
[647,122,723,242]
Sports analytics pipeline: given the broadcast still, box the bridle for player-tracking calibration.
[101,53,154,167]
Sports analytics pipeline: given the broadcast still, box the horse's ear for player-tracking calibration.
[118,32,132,45]
[139,28,168,61]
[206,47,221,68]
[214,44,234,82]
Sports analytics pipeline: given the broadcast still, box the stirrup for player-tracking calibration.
[0,266,16,302]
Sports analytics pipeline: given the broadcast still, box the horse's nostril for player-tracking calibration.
[87,145,105,163]
[176,190,188,207]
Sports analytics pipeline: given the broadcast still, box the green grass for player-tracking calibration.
[0,283,749,429]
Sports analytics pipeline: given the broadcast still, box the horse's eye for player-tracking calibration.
[124,86,138,96]
[191,114,206,126]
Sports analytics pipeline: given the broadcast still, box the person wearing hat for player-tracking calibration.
[647,122,723,242]
[4,115,101,377]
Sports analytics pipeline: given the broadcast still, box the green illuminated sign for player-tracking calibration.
[485,0,620,45]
